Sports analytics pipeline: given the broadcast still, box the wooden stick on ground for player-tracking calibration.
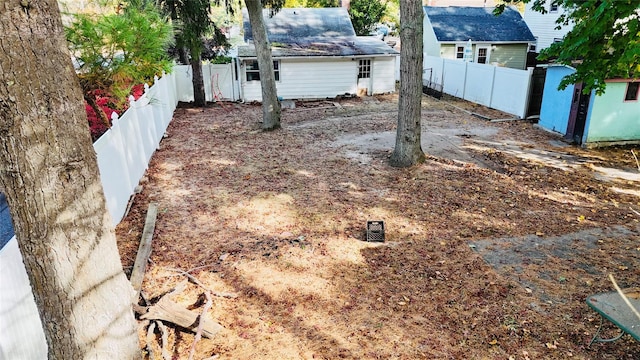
[609,274,640,321]
[188,291,213,360]
[156,320,172,360]
[631,150,640,171]
[146,320,157,360]
[130,202,158,300]
[164,267,239,299]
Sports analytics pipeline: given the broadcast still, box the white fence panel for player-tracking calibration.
[94,72,178,225]
[0,71,180,359]
[175,63,239,102]
[145,82,166,143]
[0,238,47,360]
[463,63,495,106]
[120,103,149,183]
[94,116,135,223]
[442,59,466,97]
[423,55,532,118]
[175,65,194,102]
[132,95,158,164]
[204,64,237,101]
[423,55,444,86]
[490,67,533,119]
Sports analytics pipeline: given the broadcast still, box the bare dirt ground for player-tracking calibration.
[116,93,640,359]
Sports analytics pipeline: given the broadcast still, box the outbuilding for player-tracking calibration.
[238,8,399,102]
[539,65,640,147]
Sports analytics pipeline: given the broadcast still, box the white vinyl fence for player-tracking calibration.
[93,71,178,225]
[423,55,533,118]
[174,63,240,102]
[0,72,179,359]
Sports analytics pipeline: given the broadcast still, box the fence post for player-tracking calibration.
[488,65,497,109]
[169,71,178,110]
[462,61,468,99]
[520,67,534,119]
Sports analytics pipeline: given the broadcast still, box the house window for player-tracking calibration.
[245,60,280,82]
[529,38,538,52]
[625,81,639,101]
[477,48,488,64]
[358,59,371,79]
[456,46,464,59]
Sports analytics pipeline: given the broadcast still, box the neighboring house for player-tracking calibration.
[423,6,536,70]
[523,0,573,52]
[539,65,640,146]
[238,8,399,102]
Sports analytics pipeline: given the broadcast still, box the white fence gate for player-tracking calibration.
[174,63,240,102]
[423,55,533,118]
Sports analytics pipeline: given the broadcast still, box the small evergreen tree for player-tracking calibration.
[65,5,173,105]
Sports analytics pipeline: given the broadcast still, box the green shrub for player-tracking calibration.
[65,6,174,107]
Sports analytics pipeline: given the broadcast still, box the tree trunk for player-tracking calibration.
[191,52,206,107]
[390,0,425,167]
[178,47,190,65]
[0,2,140,359]
[245,0,282,130]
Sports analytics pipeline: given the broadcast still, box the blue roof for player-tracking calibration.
[424,6,536,42]
[0,192,15,250]
[239,8,398,57]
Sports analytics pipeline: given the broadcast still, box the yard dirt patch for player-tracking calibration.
[116,94,640,359]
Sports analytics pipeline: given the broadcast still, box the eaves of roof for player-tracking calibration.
[238,36,399,58]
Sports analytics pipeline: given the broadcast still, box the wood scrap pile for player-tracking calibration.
[129,203,235,359]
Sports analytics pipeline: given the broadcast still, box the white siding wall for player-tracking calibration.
[372,57,397,93]
[490,44,529,70]
[523,1,572,50]
[241,58,396,102]
[423,16,441,57]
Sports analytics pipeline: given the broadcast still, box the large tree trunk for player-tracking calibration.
[245,0,282,130]
[191,52,206,107]
[0,2,140,359]
[390,0,425,167]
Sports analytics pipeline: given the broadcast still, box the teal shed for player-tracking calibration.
[539,65,640,147]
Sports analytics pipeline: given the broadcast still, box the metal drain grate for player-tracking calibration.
[366,221,385,242]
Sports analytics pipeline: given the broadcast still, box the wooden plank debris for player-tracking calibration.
[140,295,223,339]
[130,202,158,299]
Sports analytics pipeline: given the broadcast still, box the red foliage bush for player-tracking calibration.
[86,84,146,142]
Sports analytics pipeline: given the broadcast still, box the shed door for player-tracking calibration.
[566,82,590,144]
[357,58,372,95]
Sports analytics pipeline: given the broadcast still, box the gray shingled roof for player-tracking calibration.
[238,36,398,58]
[239,8,398,58]
[424,6,536,42]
